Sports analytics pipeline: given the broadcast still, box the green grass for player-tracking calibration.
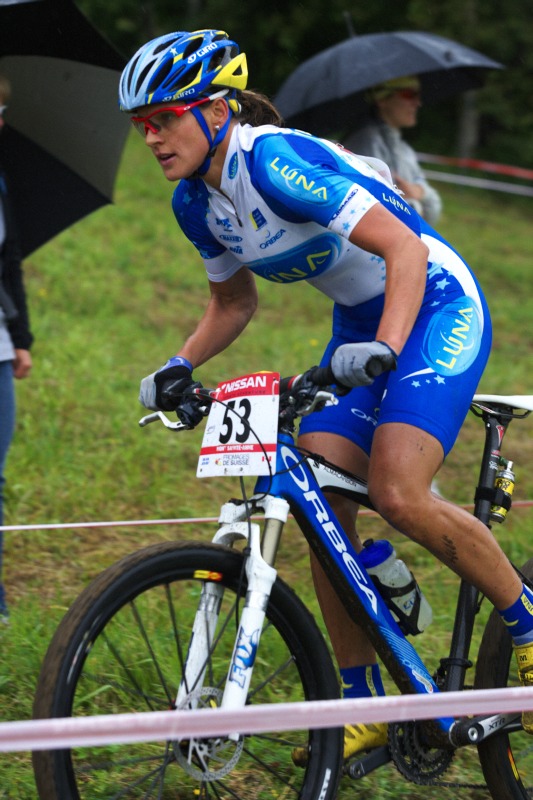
[0,131,532,797]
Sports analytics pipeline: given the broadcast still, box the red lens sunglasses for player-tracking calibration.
[130,97,211,135]
[395,88,421,101]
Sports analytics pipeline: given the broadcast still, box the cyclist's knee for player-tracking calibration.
[369,479,422,532]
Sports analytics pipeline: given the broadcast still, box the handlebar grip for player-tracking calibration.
[366,356,386,379]
[308,364,335,386]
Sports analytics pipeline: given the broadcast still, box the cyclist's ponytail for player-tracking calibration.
[236,89,284,127]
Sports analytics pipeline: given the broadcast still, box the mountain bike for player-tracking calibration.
[32,366,533,799]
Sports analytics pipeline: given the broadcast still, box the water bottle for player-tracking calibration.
[490,459,515,523]
[360,539,433,636]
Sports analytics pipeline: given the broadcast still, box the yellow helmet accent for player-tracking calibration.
[211,52,248,92]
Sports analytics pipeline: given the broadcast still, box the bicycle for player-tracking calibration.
[32,365,533,799]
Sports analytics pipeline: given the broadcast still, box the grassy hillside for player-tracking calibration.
[0,131,532,797]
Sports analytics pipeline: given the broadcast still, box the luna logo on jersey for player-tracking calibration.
[421,296,482,376]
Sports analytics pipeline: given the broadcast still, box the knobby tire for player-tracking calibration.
[476,557,533,800]
[32,541,343,799]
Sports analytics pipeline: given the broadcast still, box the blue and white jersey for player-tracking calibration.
[172,124,419,308]
[172,124,487,384]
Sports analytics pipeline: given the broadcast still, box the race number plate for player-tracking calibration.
[197,372,280,477]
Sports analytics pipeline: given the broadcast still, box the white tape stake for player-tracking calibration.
[2,687,533,753]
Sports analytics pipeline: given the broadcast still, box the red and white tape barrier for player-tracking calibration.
[1,686,533,752]
[417,152,533,197]
[418,152,533,181]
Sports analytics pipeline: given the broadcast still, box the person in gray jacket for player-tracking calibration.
[344,76,442,226]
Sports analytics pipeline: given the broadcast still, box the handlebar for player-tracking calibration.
[139,368,338,431]
[279,364,335,395]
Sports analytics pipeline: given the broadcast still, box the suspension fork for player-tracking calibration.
[175,495,290,721]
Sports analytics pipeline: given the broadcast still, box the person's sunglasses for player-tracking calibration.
[395,88,421,101]
[130,97,211,136]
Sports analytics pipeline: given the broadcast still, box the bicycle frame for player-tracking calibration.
[177,429,453,744]
[171,392,532,752]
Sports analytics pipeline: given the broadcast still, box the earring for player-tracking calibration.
[214,124,220,131]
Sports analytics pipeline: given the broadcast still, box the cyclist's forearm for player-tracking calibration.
[179,269,258,368]
[376,240,427,355]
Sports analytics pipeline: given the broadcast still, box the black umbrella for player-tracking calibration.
[0,0,129,257]
[274,31,503,138]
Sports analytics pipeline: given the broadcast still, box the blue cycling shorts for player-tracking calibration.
[299,270,492,458]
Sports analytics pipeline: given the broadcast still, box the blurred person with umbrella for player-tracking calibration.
[274,30,502,141]
[0,0,129,257]
[0,0,128,621]
[0,73,33,623]
[122,29,533,761]
[343,75,442,225]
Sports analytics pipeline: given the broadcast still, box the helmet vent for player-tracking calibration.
[183,38,202,59]
[148,60,173,94]
[136,62,154,94]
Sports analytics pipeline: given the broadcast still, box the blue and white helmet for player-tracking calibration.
[119,29,247,112]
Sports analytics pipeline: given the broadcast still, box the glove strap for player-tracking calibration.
[376,341,399,360]
[161,355,193,372]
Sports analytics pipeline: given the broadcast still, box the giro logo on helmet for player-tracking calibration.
[188,43,218,62]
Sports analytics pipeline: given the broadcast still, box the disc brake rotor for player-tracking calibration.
[174,687,244,780]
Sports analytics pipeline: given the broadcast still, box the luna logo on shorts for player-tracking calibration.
[421,296,482,376]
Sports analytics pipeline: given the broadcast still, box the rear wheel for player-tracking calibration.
[475,558,533,800]
[32,541,343,799]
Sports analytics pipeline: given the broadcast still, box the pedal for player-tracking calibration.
[344,745,391,779]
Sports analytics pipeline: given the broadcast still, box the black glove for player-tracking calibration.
[155,357,206,427]
[154,366,195,411]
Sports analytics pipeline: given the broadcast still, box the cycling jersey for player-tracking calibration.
[172,123,492,455]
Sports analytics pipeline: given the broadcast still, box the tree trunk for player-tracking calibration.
[456,90,480,158]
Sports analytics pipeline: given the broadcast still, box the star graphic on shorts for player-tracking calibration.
[428,261,445,279]
[412,380,421,388]
[436,277,450,291]
[435,375,446,384]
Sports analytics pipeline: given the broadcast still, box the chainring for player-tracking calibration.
[388,720,454,784]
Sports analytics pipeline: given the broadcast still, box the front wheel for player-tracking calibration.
[32,541,343,799]
[475,558,533,800]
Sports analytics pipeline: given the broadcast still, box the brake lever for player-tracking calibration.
[296,389,338,416]
[139,411,189,430]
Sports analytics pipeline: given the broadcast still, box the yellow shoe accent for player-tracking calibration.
[291,722,388,767]
[515,643,533,734]
[343,722,388,759]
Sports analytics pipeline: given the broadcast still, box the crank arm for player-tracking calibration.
[344,745,391,779]
[449,712,521,746]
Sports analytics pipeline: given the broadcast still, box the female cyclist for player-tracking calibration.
[119,29,533,757]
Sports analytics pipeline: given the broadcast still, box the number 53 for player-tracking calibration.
[219,399,252,445]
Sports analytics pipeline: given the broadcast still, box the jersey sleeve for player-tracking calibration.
[248,132,379,236]
[172,178,243,282]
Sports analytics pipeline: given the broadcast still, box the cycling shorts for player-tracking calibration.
[299,277,492,458]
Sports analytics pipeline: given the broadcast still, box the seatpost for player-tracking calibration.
[474,408,513,526]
